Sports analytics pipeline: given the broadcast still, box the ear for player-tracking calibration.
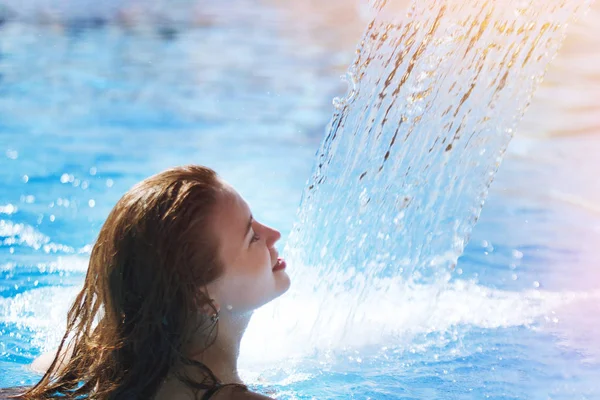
[194,288,220,315]
[204,298,220,315]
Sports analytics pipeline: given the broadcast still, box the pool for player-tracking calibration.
[1,1,600,399]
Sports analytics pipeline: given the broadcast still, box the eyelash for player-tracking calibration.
[250,232,260,244]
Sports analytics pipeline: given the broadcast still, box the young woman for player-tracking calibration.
[12,165,291,399]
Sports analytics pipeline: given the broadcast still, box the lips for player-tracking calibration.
[272,257,286,271]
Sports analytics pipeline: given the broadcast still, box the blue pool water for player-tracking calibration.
[1,1,600,399]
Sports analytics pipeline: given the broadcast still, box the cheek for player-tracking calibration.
[219,275,269,311]
[218,263,278,311]
[244,246,272,272]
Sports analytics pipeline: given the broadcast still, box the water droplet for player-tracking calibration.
[22,195,35,204]
[106,179,114,188]
[332,96,345,110]
[5,149,18,160]
[22,175,29,183]
[393,211,405,225]
[89,167,97,176]
[88,199,96,208]
[344,71,358,102]
[320,246,328,257]
[511,250,523,259]
[0,204,16,214]
[359,188,370,212]
[332,71,358,110]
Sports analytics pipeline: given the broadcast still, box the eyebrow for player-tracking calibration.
[244,215,253,239]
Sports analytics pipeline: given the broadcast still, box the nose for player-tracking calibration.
[265,224,281,247]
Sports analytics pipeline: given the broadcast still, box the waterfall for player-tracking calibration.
[270,0,590,350]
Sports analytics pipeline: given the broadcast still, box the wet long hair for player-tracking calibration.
[22,165,238,399]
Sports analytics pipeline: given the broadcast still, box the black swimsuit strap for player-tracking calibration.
[200,384,223,400]
[201,383,247,400]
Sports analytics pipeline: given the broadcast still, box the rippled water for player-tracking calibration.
[1,1,599,399]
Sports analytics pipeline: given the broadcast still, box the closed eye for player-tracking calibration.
[250,231,260,245]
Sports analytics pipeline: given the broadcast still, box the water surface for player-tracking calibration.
[0,1,599,398]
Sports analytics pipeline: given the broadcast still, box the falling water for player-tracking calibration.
[267,0,591,350]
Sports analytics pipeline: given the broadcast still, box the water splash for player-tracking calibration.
[332,71,359,110]
[245,270,600,367]
[273,0,590,352]
[8,270,598,365]
[0,220,76,254]
[0,220,50,250]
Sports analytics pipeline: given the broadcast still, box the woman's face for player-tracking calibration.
[207,183,291,314]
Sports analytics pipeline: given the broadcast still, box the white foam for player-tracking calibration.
[241,268,600,366]
[0,220,49,250]
[0,286,80,351]
[0,204,18,215]
[51,256,89,273]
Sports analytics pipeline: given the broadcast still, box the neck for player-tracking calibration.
[186,311,252,385]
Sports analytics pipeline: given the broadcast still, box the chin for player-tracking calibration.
[277,271,291,295]
[268,271,290,302]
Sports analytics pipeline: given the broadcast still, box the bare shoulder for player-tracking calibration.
[231,390,275,400]
[214,387,275,400]
[153,377,196,400]
[154,376,275,400]
[154,379,274,400]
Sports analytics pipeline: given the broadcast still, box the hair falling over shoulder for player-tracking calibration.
[21,165,227,399]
